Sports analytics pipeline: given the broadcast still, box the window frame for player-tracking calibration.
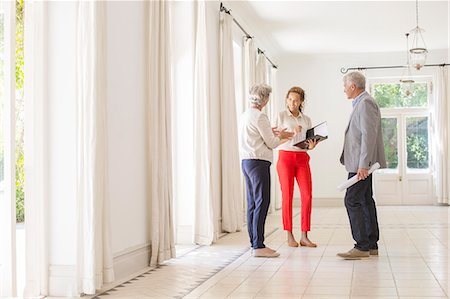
[368,76,433,174]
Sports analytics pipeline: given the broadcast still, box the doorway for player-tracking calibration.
[370,77,434,205]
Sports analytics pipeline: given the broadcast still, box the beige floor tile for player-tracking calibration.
[81,206,449,299]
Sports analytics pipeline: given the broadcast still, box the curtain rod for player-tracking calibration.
[220,2,278,69]
[340,63,449,74]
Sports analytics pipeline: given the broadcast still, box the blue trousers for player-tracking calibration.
[344,173,380,251]
[241,159,271,249]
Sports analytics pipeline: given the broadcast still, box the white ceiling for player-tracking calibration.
[227,1,449,56]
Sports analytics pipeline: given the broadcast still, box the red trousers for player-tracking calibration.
[277,150,312,232]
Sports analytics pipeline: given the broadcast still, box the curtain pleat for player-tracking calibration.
[148,0,176,265]
[434,67,449,204]
[75,1,114,294]
[193,0,217,245]
[23,1,48,296]
[219,11,243,233]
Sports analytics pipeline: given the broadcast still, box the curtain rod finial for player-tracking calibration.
[340,67,348,74]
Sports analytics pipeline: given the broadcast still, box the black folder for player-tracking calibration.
[293,121,328,149]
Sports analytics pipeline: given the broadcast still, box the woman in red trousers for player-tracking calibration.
[275,86,318,247]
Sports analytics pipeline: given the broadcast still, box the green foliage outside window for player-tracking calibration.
[372,82,427,108]
[16,0,25,222]
[373,82,429,171]
[406,117,429,169]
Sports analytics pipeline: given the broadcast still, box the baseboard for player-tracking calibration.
[113,243,151,282]
[48,265,78,297]
[293,197,344,207]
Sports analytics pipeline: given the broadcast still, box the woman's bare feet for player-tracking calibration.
[287,231,299,247]
[300,231,317,247]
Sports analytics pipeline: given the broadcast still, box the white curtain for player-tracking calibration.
[241,37,256,223]
[193,0,217,245]
[0,0,17,297]
[255,52,267,85]
[433,67,449,204]
[23,1,48,297]
[244,38,256,100]
[75,1,114,294]
[219,11,243,233]
[147,0,176,265]
[268,67,283,211]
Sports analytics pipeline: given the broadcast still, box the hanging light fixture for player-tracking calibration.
[400,33,415,96]
[409,0,427,70]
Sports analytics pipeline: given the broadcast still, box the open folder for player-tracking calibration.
[293,121,328,149]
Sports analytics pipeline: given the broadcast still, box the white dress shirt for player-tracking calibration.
[239,107,281,163]
[274,109,312,152]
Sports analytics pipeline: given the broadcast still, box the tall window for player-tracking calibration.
[370,77,431,172]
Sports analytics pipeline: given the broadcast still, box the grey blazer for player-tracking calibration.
[340,91,387,173]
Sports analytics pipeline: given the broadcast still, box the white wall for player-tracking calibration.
[277,49,449,203]
[106,1,149,258]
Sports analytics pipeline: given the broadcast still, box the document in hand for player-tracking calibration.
[293,121,328,149]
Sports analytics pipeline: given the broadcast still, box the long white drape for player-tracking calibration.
[75,2,114,294]
[434,67,449,204]
[240,37,257,223]
[268,67,283,211]
[0,1,17,297]
[244,38,256,99]
[148,0,176,265]
[255,52,267,85]
[23,1,48,297]
[219,11,243,233]
[193,0,217,245]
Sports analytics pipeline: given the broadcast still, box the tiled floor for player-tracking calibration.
[93,206,449,299]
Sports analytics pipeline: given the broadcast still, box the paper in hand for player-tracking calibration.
[337,162,381,192]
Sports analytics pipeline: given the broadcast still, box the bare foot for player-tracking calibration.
[287,231,299,247]
[299,238,317,247]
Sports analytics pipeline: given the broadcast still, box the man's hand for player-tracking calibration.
[357,168,369,180]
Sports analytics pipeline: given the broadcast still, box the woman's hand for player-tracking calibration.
[279,128,294,140]
[307,139,318,150]
[272,127,280,136]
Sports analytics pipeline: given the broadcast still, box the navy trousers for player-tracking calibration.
[344,173,380,251]
[241,159,271,249]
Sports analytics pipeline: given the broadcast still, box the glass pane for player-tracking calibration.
[381,118,398,169]
[372,82,428,108]
[406,116,429,169]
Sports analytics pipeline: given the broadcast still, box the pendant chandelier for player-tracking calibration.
[409,0,427,70]
[400,33,415,96]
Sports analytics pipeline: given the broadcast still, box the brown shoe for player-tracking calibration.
[369,249,378,256]
[253,248,280,258]
[337,248,369,260]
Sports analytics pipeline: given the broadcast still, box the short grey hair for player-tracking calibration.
[249,83,272,105]
[343,71,366,90]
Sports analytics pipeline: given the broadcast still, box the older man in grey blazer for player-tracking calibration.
[337,72,387,260]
